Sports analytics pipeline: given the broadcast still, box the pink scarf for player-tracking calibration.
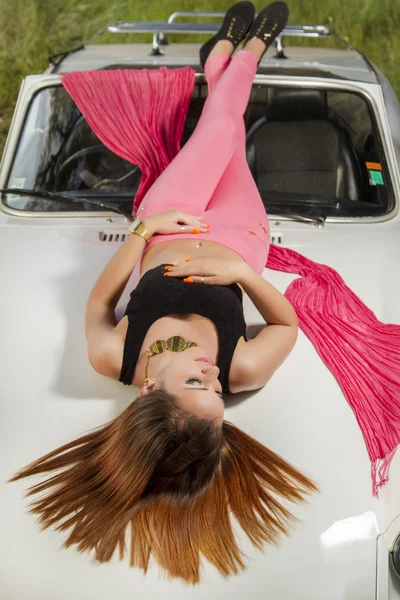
[61,67,400,498]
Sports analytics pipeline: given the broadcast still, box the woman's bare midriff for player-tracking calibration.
[140,237,246,288]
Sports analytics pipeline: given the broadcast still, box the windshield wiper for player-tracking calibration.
[275,212,326,226]
[1,188,328,225]
[267,206,327,226]
[0,188,133,218]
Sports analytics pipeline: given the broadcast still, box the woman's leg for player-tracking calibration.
[204,51,232,94]
[204,50,268,220]
[138,49,270,274]
[138,49,259,220]
[202,49,270,273]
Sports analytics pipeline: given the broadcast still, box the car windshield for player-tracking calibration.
[3,83,395,216]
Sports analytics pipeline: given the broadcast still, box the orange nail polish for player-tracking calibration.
[164,272,170,276]
[164,265,173,270]
[185,258,192,262]
[183,277,193,283]
[191,228,200,234]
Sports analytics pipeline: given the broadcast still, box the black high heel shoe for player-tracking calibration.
[244,1,289,65]
[199,1,256,71]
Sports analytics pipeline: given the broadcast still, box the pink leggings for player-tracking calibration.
[137,49,270,275]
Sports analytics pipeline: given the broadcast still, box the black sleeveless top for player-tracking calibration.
[118,264,248,393]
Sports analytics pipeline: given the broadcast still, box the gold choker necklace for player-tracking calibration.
[144,335,198,384]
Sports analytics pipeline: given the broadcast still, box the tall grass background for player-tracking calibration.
[0,0,399,155]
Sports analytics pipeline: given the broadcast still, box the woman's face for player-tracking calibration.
[140,347,224,424]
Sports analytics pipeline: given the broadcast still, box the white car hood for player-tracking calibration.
[1,213,400,600]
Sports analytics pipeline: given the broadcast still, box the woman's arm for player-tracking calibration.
[238,264,298,327]
[87,231,148,308]
[84,232,147,376]
[229,265,299,393]
[84,209,206,375]
[86,209,207,307]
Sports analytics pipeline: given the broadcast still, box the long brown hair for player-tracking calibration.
[10,390,318,583]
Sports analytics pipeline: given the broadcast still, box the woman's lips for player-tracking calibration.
[195,357,213,365]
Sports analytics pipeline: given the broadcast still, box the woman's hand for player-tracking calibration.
[142,210,209,236]
[164,257,249,286]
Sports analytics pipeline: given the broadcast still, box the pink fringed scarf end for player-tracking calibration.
[372,449,397,498]
[266,243,400,496]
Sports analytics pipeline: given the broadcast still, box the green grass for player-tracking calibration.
[1,0,399,155]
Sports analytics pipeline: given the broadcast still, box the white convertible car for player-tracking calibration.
[1,13,400,600]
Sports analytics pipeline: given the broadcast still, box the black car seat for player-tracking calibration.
[245,88,366,205]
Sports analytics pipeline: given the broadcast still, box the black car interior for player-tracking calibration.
[6,80,394,215]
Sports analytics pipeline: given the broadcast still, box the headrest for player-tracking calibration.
[266,88,328,121]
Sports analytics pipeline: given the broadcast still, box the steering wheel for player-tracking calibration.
[246,116,268,141]
[54,146,125,189]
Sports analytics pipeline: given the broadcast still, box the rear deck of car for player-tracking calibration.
[48,42,378,85]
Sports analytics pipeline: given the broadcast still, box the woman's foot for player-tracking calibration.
[208,39,235,61]
[206,36,265,63]
[199,1,255,70]
[242,36,269,62]
[206,25,280,64]
[243,1,289,65]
